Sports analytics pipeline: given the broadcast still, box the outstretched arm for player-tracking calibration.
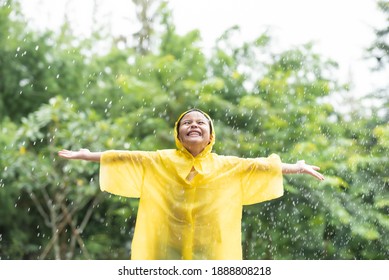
[282,160,324,181]
[58,149,102,162]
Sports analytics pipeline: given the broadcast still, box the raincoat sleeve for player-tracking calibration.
[241,153,283,205]
[99,150,148,198]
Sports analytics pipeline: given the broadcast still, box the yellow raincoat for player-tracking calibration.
[99,110,283,260]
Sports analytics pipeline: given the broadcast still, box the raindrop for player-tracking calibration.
[19,79,29,87]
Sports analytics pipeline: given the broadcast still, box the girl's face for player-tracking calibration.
[178,111,212,155]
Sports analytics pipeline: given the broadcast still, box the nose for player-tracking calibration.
[190,123,198,128]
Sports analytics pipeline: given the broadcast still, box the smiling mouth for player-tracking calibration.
[187,131,201,136]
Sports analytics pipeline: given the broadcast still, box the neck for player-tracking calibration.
[187,146,204,157]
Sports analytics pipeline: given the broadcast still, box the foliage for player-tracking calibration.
[369,0,389,69]
[0,0,388,260]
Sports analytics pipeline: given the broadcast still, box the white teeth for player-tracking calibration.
[188,132,201,136]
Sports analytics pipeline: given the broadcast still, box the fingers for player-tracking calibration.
[299,160,319,170]
[301,161,325,181]
[58,149,80,159]
[58,149,90,160]
[310,169,325,181]
[311,165,320,171]
[58,150,73,158]
[314,172,325,181]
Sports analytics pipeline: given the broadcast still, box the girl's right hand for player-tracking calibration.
[58,149,91,160]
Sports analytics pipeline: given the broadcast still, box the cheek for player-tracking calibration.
[204,128,211,137]
[178,127,185,140]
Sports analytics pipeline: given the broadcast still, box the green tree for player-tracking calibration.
[0,1,95,122]
[1,0,388,260]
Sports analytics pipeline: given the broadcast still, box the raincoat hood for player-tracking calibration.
[174,109,216,158]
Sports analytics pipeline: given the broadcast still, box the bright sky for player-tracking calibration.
[20,0,387,98]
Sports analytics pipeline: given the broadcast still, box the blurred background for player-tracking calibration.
[0,0,388,259]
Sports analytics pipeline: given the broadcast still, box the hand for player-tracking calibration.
[58,149,91,160]
[296,160,325,181]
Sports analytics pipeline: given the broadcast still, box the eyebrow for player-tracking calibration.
[181,118,207,122]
